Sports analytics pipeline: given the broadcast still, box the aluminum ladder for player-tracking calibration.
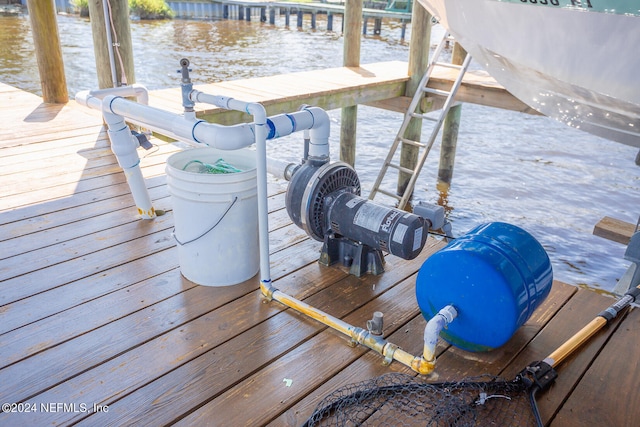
[368,31,472,209]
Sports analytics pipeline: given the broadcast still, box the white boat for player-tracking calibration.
[417,0,640,147]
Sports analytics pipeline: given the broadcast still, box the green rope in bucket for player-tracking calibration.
[182,159,243,174]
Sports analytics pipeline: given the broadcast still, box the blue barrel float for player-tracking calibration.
[416,222,553,352]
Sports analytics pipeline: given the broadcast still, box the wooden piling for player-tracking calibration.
[437,43,467,191]
[340,0,363,167]
[26,0,68,103]
[87,0,135,89]
[397,3,431,196]
[374,18,382,35]
[269,7,275,24]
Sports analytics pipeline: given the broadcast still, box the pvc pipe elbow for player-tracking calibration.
[423,305,458,362]
[75,90,102,110]
[246,102,267,124]
[84,84,149,104]
[130,83,149,105]
[192,121,256,150]
[260,280,275,300]
[75,90,90,107]
[304,106,330,158]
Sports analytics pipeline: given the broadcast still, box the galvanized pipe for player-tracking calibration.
[260,281,440,375]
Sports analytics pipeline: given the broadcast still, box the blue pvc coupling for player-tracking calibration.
[416,222,553,352]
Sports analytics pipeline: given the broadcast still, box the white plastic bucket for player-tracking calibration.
[166,147,259,286]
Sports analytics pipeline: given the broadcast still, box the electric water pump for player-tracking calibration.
[283,153,443,276]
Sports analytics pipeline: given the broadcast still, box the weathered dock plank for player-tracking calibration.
[593,215,636,245]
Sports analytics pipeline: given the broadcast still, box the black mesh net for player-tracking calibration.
[303,373,540,427]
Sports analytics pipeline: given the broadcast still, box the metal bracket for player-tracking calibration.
[519,361,558,392]
[612,231,640,295]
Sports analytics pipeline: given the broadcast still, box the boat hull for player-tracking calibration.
[418,0,640,147]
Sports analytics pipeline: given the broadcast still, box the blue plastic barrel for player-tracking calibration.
[416,222,553,352]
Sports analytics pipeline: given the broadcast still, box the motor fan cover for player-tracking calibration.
[285,160,360,241]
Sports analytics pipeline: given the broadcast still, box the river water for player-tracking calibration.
[1,13,639,292]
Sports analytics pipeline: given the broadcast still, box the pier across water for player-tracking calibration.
[166,0,413,36]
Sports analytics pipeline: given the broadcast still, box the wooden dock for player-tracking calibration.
[1,77,638,426]
[148,60,537,125]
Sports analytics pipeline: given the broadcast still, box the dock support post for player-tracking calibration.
[400,20,406,40]
[397,2,431,197]
[246,6,251,21]
[311,12,316,29]
[327,13,333,31]
[297,10,303,28]
[373,18,382,35]
[437,43,467,191]
[285,9,290,26]
[362,17,368,35]
[87,0,135,90]
[239,6,244,20]
[269,7,275,24]
[223,4,229,19]
[261,7,266,22]
[26,0,68,103]
[340,0,363,167]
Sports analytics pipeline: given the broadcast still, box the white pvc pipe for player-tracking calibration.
[76,87,334,285]
[77,91,332,154]
[246,102,271,286]
[87,84,149,105]
[266,157,298,181]
[423,305,458,362]
[100,96,155,219]
[191,90,330,158]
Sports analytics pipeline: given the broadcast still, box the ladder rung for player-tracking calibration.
[399,137,426,148]
[387,162,415,175]
[369,31,471,208]
[434,61,464,70]
[422,87,451,97]
[376,188,402,200]
[409,112,438,122]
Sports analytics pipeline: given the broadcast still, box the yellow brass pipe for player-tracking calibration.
[260,281,437,375]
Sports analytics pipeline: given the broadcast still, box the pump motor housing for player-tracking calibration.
[327,192,427,260]
[285,159,428,275]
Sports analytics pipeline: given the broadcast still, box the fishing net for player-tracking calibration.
[303,372,541,427]
[182,158,243,174]
[302,287,639,427]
